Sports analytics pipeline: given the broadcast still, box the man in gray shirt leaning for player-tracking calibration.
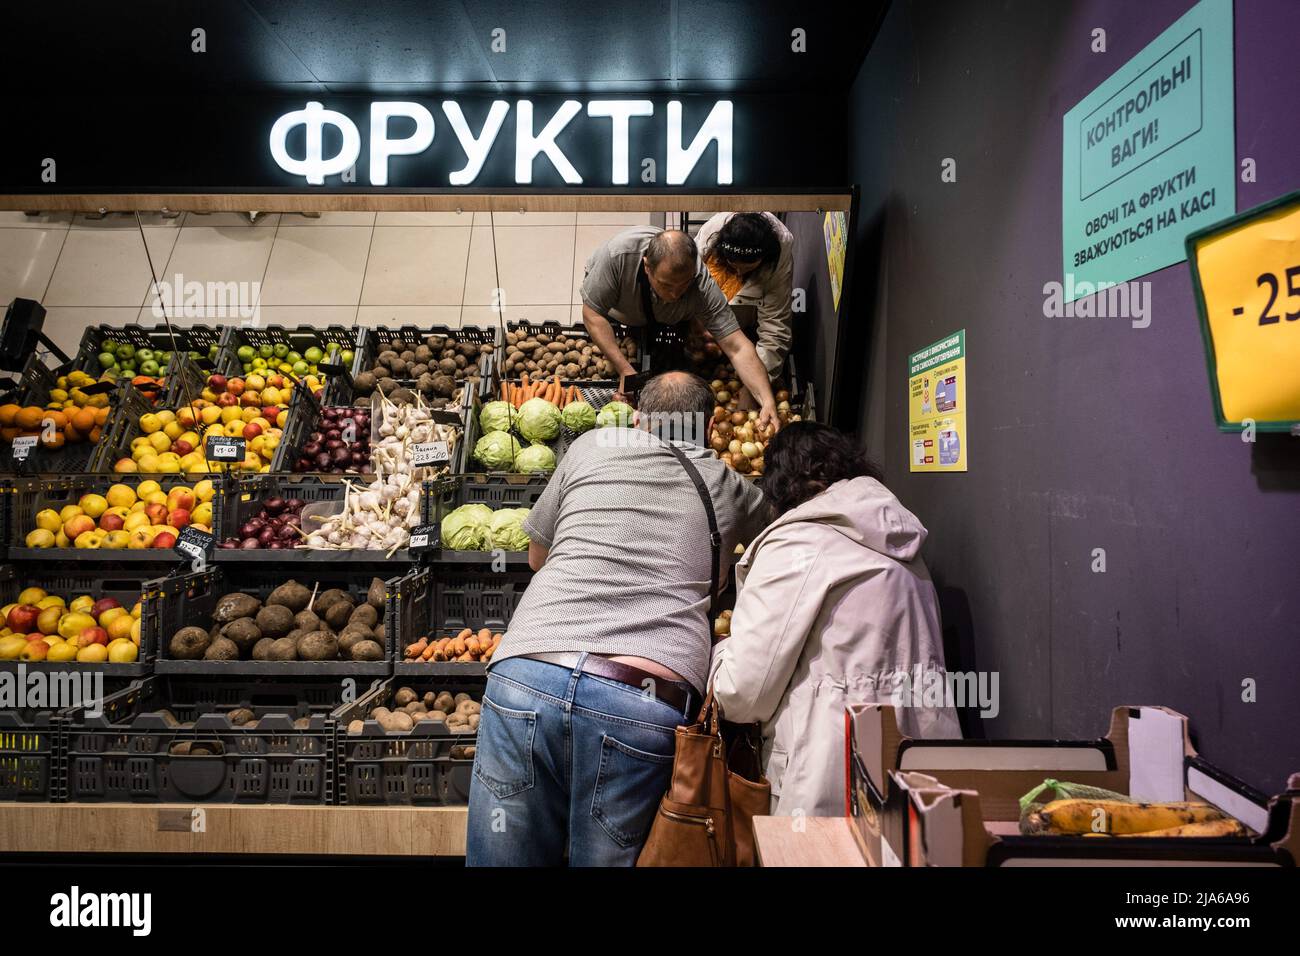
[466,372,770,867]
[580,226,780,432]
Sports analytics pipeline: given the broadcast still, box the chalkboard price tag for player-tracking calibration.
[205,435,246,462]
[410,441,449,466]
[81,380,117,396]
[175,526,213,560]
[407,524,438,551]
[11,436,37,461]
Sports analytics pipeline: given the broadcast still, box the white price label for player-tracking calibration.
[11,436,37,461]
[211,443,237,459]
[176,539,204,559]
[408,532,429,549]
[411,441,449,466]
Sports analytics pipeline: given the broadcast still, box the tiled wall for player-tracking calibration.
[0,209,653,354]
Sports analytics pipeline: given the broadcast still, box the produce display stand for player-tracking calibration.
[752,816,869,867]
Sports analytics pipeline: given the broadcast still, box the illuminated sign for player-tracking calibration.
[268,99,733,187]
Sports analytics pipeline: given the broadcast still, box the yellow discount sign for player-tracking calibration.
[1187,191,1300,432]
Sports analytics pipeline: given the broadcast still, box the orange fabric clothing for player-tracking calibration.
[705,253,747,301]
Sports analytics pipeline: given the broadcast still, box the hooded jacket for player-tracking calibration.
[709,476,961,817]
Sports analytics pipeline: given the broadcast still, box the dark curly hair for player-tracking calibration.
[710,213,780,272]
[761,421,883,515]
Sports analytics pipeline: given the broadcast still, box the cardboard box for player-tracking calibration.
[846,703,1299,866]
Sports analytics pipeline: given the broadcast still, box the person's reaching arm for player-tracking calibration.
[717,329,778,432]
[582,303,637,379]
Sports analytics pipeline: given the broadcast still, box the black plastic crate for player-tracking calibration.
[83,382,153,473]
[212,472,417,563]
[395,566,530,677]
[347,325,497,410]
[146,565,397,676]
[333,677,483,805]
[269,392,374,475]
[214,324,360,387]
[494,319,643,389]
[60,676,339,804]
[0,564,159,676]
[0,357,115,476]
[7,473,208,560]
[0,705,61,801]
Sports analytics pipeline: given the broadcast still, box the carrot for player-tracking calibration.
[477,627,492,645]
[421,642,438,661]
[456,628,473,642]
[500,380,507,402]
[575,386,585,403]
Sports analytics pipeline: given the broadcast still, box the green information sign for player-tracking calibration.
[1061,0,1235,299]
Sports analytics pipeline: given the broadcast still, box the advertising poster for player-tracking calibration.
[909,330,967,473]
[1061,0,1234,298]
[824,210,848,310]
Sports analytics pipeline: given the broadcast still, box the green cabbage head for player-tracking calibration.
[515,443,557,475]
[596,400,634,428]
[488,508,532,551]
[517,397,562,442]
[440,503,493,550]
[474,431,521,470]
[479,400,516,435]
[561,401,597,433]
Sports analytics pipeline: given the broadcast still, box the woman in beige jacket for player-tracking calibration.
[710,423,961,817]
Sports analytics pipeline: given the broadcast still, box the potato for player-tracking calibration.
[169,626,210,660]
[297,630,339,661]
[347,720,364,735]
[268,637,299,661]
[393,687,417,708]
[313,588,350,614]
[203,636,240,661]
[455,699,480,716]
[251,638,275,661]
[213,592,261,623]
[221,618,261,653]
[227,708,254,726]
[323,600,355,632]
[468,713,480,731]
[267,580,311,613]
[350,640,384,661]
[367,577,387,609]
[294,609,322,633]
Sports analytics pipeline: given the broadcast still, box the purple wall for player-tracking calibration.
[848,0,1300,790]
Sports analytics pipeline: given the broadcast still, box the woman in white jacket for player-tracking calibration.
[710,423,961,817]
[696,212,795,381]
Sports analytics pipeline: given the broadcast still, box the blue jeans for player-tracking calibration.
[466,655,691,867]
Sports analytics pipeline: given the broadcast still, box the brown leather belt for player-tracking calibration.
[580,655,695,714]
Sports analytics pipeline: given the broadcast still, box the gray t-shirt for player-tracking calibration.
[580,225,741,340]
[494,428,769,693]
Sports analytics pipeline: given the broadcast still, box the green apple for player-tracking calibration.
[272,343,289,359]
[98,352,116,369]
[236,345,255,362]
[304,346,324,364]
[340,349,355,366]
[291,360,309,376]
[139,360,160,376]
[287,350,302,364]
[116,344,136,361]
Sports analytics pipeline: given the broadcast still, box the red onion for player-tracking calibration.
[240,537,260,549]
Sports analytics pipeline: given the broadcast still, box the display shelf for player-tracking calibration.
[212,548,414,565]
[395,661,488,678]
[5,548,186,564]
[0,803,468,857]
[753,816,868,867]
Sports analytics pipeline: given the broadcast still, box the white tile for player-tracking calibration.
[42,227,178,307]
[576,212,654,225]
[360,226,472,306]
[474,210,577,226]
[0,211,73,228]
[178,212,281,228]
[250,306,361,331]
[462,305,572,330]
[0,227,67,304]
[376,211,474,226]
[146,225,276,314]
[572,224,637,304]
[356,305,463,329]
[41,307,141,358]
[463,225,574,308]
[258,226,372,305]
[278,212,376,226]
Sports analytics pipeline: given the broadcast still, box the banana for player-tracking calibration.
[1037,799,1226,835]
[1117,818,1246,838]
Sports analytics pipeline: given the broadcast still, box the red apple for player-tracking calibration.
[207,374,228,391]
[172,440,194,457]
[91,597,122,618]
[227,379,246,397]
[267,375,285,388]
[7,605,41,634]
[78,626,109,647]
[262,406,280,421]
[167,509,191,529]
[242,422,263,440]
[151,531,177,549]
[215,392,237,407]
[99,512,125,532]
[240,393,261,407]
[20,640,48,662]
[168,489,196,512]
[144,502,169,524]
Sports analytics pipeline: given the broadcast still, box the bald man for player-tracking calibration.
[580,226,779,431]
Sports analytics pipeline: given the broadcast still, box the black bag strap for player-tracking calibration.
[662,441,722,620]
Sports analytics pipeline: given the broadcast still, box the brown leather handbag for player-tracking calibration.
[637,442,772,866]
[637,692,771,866]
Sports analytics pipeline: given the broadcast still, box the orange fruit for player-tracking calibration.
[0,427,19,442]
[0,404,19,427]
[42,410,68,430]
[88,426,102,443]
[72,408,97,433]
[95,406,110,425]
[40,431,66,449]
[16,406,44,430]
